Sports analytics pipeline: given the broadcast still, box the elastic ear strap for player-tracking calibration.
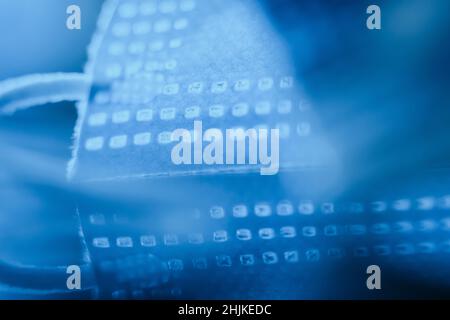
[0,260,97,294]
[0,73,90,115]
[0,73,96,296]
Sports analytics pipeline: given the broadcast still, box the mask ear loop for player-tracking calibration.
[0,72,99,297]
[0,73,171,298]
[0,72,90,116]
